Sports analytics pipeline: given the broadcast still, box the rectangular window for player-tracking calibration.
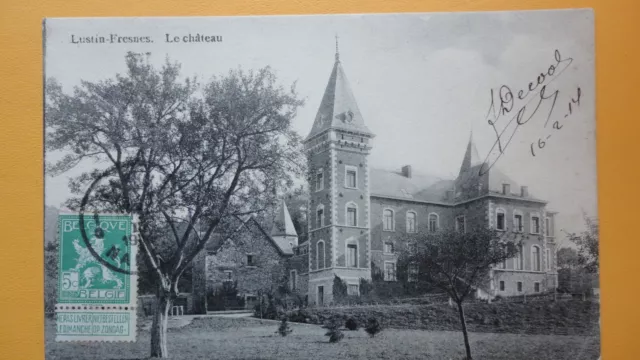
[383,210,394,231]
[534,282,540,293]
[456,216,466,233]
[531,216,540,234]
[516,246,524,270]
[346,168,357,188]
[496,212,505,230]
[514,214,523,232]
[546,249,551,270]
[315,170,324,191]
[347,244,358,268]
[247,254,255,266]
[317,208,324,228]
[408,263,419,282]
[290,270,297,291]
[384,242,394,254]
[384,262,396,281]
[223,270,233,282]
[347,284,359,296]
[517,281,523,292]
[347,207,357,226]
[499,281,505,291]
[545,217,552,236]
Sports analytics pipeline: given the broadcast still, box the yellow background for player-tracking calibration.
[0,0,637,359]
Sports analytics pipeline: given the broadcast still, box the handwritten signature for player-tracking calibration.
[479,50,582,175]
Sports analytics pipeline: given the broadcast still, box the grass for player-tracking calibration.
[294,299,600,336]
[45,316,600,360]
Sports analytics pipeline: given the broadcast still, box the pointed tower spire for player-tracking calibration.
[270,199,298,237]
[459,131,482,176]
[305,38,374,142]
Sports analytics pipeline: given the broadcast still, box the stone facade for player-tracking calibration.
[193,47,560,309]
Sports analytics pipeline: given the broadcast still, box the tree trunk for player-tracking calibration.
[150,289,173,358]
[455,301,473,360]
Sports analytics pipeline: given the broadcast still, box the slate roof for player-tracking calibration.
[270,199,298,237]
[369,168,454,203]
[205,216,294,256]
[305,52,373,141]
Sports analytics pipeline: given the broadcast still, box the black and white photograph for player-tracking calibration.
[44,10,599,359]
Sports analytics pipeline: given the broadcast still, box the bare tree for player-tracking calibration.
[45,52,305,358]
[398,227,520,360]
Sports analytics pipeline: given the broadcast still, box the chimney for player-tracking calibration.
[520,186,529,197]
[502,183,510,195]
[401,165,412,178]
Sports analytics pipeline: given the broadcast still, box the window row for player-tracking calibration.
[314,203,360,228]
[495,208,553,236]
[315,240,359,270]
[382,209,440,233]
[498,280,541,293]
[314,166,359,192]
[497,245,552,272]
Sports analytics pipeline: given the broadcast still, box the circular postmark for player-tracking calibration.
[76,169,137,276]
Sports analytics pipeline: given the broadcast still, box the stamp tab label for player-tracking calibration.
[58,214,133,304]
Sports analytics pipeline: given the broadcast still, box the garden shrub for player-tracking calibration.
[276,318,293,337]
[323,319,344,343]
[345,317,359,331]
[365,317,382,337]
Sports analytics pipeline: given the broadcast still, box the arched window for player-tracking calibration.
[532,245,541,271]
[496,208,506,231]
[428,213,439,232]
[406,211,416,233]
[316,240,325,270]
[383,209,395,231]
[316,204,325,229]
[346,202,358,227]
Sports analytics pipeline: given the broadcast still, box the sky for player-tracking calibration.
[44,10,596,242]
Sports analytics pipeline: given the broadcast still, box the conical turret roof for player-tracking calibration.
[458,131,483,176]
[305,46,373,141]
[270,199,298,237]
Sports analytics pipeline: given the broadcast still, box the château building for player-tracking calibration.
[193,46,558,310]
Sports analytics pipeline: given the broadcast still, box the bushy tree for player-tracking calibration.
[332,275,348,301]
[556,247,580,269]
[345,317,359,331]
[566,215,599,273]
[364,317,382,337]
[398,227,520,360]
[45,52,305,358]
[276,318,293,337]
[323,319,344,343]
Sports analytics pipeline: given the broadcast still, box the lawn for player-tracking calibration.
[45,316,601,360]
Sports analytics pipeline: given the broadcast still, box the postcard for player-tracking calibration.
[44,10,598,359]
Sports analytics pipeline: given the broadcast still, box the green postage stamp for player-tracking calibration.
[56,214,138,342]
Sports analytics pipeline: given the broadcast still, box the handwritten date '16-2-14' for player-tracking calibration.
[480,49,582,175]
